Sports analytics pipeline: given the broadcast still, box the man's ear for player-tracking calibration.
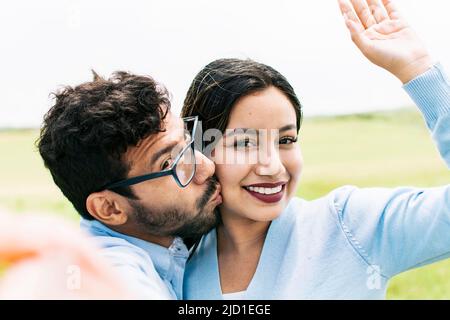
[86,191,129,226]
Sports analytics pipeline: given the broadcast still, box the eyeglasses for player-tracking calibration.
[102,116,198,191]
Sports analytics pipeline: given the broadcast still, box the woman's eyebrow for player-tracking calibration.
[279,124,297,132]
[223,128,258,138]
[224,124,296,137]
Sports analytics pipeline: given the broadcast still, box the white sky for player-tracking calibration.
[1,0,449,127]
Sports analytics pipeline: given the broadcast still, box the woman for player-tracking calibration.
[181,0,450,299]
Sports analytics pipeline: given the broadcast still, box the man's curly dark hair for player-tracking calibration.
[37,71,170,220]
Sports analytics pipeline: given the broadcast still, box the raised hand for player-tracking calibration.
[338,0,433,83]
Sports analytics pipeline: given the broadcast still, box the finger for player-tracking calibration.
[381,0,402,20]
[338,0,369,49]
[349,0,377,29]
[367,0,389,23]
[338,0,365,33]
[345,18,371,50]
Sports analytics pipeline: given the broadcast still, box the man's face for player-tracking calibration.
[122,112,222,239]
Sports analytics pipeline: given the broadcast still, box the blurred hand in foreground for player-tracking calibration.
[0,209,130,299]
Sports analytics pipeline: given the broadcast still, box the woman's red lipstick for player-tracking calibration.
[243,182,286,204]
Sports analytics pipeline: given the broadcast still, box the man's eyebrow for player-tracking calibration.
[150,141,179,165]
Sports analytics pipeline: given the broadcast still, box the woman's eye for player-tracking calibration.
[279,136,298,145]
[233,138,256,148]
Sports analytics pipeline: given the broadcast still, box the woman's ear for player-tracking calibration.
[86,191,129,226]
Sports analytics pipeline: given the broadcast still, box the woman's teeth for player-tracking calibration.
[245,185,282,195]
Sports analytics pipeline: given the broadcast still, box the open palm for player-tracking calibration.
[338,0,432,83]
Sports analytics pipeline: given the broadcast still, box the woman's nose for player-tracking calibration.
[255,148,284,176]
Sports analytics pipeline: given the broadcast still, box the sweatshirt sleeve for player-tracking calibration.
[404,63,450,166]
[334,63,450,278]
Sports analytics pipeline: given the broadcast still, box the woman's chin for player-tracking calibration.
[243,201,288,222]
[220,188,292,222]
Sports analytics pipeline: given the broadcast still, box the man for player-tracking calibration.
[38,71,222,299]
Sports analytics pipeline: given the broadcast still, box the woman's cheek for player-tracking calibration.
[213,163,227,190]
[284,148,303,197]
[292,148,303,178]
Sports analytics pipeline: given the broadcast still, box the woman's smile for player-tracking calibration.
[242,181,287,204]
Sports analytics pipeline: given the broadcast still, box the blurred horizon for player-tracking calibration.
[0,106,420,130]
[1,0,450,128]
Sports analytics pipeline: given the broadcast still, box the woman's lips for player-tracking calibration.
[243,184,286,204]
[245,182,286,188]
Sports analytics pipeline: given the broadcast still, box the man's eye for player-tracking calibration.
[279,136,298,145]
[161,158,173,170]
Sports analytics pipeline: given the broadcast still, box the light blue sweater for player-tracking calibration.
[184,63,450,299]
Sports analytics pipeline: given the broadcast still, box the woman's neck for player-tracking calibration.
[217,209,270,255]
[216,209,271,294]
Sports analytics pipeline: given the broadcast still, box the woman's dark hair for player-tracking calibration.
[181,58,303,144]
[37,71,170,220]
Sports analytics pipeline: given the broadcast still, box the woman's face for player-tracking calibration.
[212,86,303,222]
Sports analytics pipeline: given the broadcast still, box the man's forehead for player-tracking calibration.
[125,112,184,163]
[164,112,185,132]
[151,112,184,145]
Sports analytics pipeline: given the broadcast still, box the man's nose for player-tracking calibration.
[192,150,215,184]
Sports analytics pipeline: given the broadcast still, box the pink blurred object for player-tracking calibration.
[0,209,130,299]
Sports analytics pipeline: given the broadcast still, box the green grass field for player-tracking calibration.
[0,108,449,299]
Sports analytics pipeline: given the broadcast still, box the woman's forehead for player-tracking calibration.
[227,87,297,130]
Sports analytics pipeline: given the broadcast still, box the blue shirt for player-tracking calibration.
[80,219,189,299]
[184,63,450,299]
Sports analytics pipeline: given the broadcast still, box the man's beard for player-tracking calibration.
[129,176,220,239]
